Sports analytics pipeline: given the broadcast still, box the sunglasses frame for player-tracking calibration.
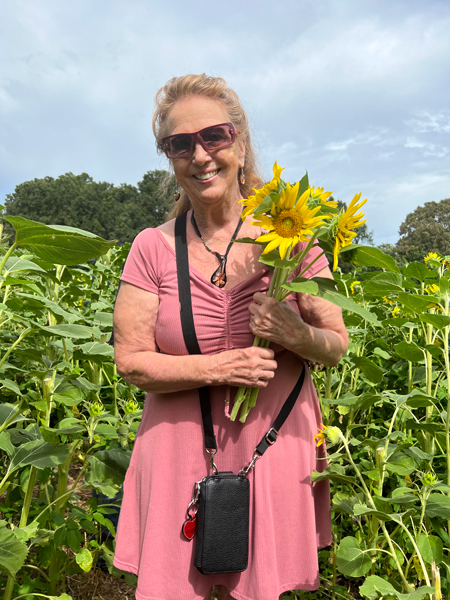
[161,122,236,158]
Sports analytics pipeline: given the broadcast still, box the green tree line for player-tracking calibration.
[2,171,449,263]
[2,170,176,244]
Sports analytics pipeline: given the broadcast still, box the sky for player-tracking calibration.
[1,0,450,245]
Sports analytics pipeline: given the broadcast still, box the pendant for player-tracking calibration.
[211,259,227,288]
[182,515,197,541]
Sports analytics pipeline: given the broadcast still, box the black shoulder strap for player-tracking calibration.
[174,212,305,460]
[175,213,217,450]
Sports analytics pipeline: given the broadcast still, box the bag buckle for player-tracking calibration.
[265,427,278,445]
[206,448,218,474]
[238,451,261,476]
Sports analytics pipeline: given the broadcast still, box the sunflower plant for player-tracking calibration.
[230,162,371,422]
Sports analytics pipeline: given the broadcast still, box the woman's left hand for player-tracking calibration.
[248,292,304,347]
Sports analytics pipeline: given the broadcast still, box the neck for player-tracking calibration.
[190,191,243,235]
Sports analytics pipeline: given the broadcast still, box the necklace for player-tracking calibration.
[191,211,244,288]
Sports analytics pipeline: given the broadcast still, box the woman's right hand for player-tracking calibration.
[213,346,277,388]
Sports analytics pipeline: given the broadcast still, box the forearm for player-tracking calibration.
[115,345,278,394]
[282,319,347,367]
[116,351,219,394]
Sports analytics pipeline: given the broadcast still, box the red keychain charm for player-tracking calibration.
[182,515,197,540]
[183,479,202,541]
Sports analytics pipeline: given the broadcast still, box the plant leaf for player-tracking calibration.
[335,536,372,577]
[3,216,115,265]
[0,520,28,576]
[339,245,400,273]
[359,575,433,599]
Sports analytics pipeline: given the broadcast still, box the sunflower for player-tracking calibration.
[251,182,328,260]
[314,424,327,447]
[330,193,367,271]
[310,186,337,207]
[424,252,441,264]
[349,280,361,294]
[241,161,285,219]
[425,284,440,295]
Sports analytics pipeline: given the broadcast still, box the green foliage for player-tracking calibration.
[3,170,175,244]
[304,249,450,600]
[1,213,450,600]
[0,215,141,598]
[396,197,450,262]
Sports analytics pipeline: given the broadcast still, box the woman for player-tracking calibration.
[113,74,348,600]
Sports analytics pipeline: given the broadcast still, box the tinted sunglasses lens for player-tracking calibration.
[199,125,233,149]
[167,134,192,157]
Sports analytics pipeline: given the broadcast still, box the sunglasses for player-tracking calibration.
[161,122,236,158]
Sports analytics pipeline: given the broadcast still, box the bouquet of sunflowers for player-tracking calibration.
[230,162,368,422]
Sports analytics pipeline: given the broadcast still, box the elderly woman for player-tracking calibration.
[113,74,348,600]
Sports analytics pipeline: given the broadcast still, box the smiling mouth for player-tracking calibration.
[193,169,220,181]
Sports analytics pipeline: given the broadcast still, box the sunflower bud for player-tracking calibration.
[422,472,437,487]
[124,399,139,415]
[324,426,343,445]
[89,401,104,416]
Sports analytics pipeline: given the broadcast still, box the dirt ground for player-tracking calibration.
[66,572,223,600]
[65,570,137,600]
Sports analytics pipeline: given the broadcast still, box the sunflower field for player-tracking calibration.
[0,212,450,600]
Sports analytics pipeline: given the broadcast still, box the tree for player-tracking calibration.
[2,170,175,244]
[395,198,450,262]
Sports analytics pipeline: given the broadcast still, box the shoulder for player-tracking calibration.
[156,219,176,252]
[123,226,173,286]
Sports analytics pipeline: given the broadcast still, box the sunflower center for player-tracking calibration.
[273,209,303,238]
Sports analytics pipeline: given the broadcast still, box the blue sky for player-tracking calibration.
[1,0,449,244]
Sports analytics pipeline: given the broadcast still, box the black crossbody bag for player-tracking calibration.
[175,212,306,575]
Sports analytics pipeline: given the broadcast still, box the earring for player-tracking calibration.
[174,190,181,201]
[239,168,245,186]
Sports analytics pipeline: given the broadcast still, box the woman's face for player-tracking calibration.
[166,96,245,209]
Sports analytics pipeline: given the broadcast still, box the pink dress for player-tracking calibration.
[113,224,332,600]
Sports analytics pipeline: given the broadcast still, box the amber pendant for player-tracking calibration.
[211,259,227,288]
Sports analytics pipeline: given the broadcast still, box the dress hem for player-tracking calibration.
[133,580,321,600]
[115,557,321,600]
[113,557,139,576]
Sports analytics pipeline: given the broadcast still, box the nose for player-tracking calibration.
[192,142,211,165]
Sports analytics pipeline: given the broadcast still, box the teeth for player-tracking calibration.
[194,169,219,181]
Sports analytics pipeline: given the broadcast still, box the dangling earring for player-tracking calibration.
[174,190,181,202]
[239,167,245,186]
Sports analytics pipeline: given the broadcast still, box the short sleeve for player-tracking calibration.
[290,240,329,280]
[120,229,164,294]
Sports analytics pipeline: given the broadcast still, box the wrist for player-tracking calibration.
[283,318,311,356]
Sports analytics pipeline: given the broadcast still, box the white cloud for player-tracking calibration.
[406,111,450,133]
[405,136,448,158]
[1,0,450,247]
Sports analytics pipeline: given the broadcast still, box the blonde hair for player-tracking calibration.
[152,74,263,220]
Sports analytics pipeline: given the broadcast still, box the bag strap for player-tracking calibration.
[174,212,305,469]
[175,212,217,451]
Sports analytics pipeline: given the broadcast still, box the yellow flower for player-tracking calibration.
[392,307,401,318]
[382,296,394,305]
[330,193,367,271]
[241,161,285,219]
[252,182,328,260]
[309,186,336,207]
[424,252,441,264]
[425,284,440,295]
[350,280,361,294]
[314,424,327,447]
